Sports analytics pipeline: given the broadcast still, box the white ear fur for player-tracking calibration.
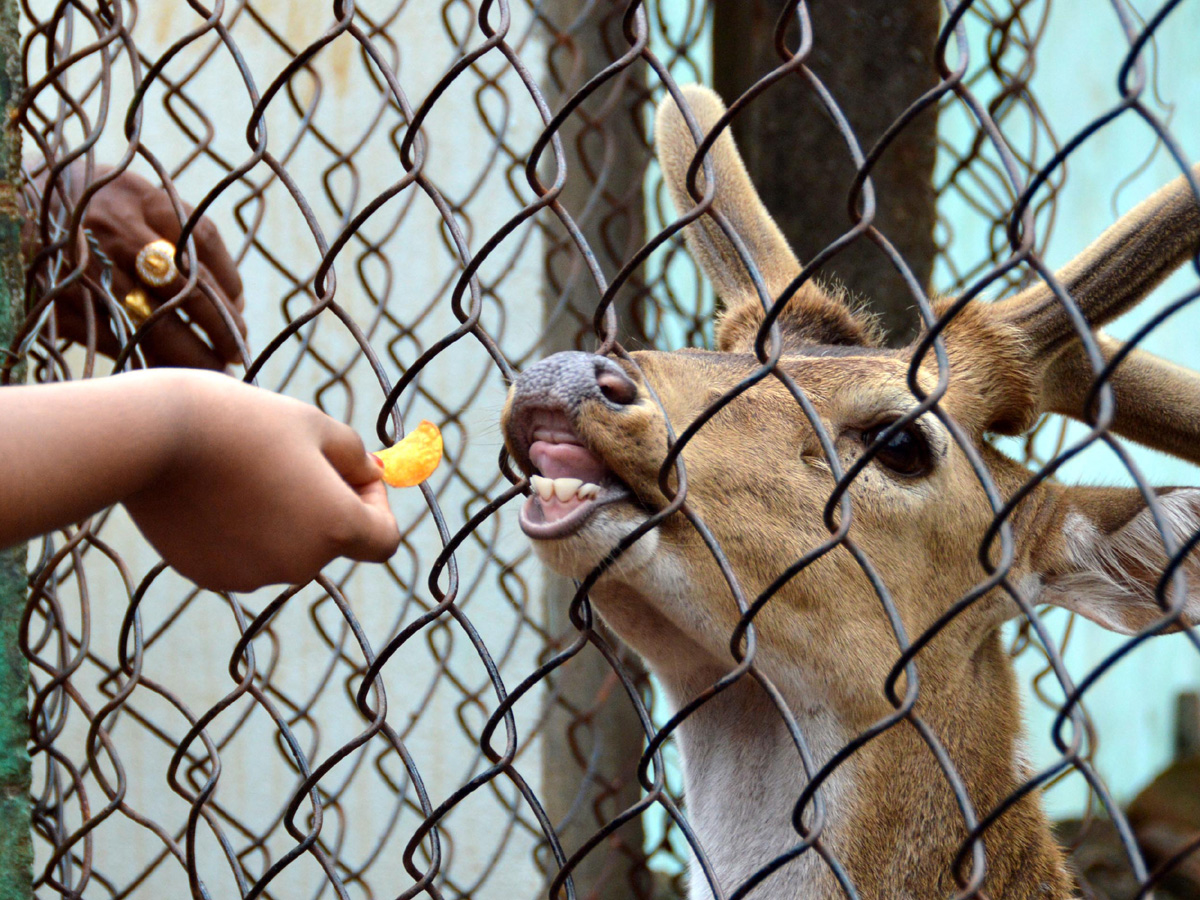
[1038,489,1200,635]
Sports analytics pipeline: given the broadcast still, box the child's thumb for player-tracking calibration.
[321,421,383,486]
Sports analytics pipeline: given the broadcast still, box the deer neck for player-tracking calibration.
[660,670,850,900]
[653,632,1075,900]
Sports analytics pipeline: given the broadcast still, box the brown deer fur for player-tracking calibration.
[502,85,1200,898]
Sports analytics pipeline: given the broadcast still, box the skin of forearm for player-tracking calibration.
[0,370,188,548]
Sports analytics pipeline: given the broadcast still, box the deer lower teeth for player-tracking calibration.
[531,475,602,502]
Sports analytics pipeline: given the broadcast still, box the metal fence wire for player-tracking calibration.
[7,0,1200,898]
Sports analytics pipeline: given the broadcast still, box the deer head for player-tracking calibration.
[502,85,1200,899]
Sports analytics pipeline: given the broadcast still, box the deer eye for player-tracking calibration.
[861,420,932,478]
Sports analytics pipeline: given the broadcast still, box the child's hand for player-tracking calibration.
[122,372,400,591]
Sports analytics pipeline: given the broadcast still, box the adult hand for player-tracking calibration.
[29,165,247,370]
[122,372,400,591]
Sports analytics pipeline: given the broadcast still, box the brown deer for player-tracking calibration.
[502,84,1200,899]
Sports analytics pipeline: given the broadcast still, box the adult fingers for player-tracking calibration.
[188,215,244,304]
[86,206,161,278]
[111,232,247,364]
[176,261,247,364]
[91,188,246,342]
[144,195,244,303]
[52,298,123,360]
[93,215,197,307]
[109,268,227,370]
[136,251,247,364]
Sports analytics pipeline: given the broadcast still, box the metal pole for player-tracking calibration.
[0,0,30,895]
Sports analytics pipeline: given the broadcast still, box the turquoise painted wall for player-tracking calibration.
[935,0,1200,818]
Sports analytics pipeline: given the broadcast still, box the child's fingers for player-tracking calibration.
[337,487,401,563]
[315,417,399,562]
[353,478,390,508]
[321,420,384,486]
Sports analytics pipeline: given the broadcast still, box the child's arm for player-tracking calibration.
[1,370,400,591]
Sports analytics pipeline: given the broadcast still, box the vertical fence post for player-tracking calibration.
[0,0,29,896]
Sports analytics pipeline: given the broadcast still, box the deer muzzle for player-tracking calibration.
[504,352,640,540]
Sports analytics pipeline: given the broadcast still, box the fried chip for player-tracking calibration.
[374,420,443,487]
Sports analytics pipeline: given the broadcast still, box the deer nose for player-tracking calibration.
[511,352,638,413]
[595,359,638,405]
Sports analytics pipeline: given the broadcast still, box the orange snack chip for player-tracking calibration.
[374,420,443,488]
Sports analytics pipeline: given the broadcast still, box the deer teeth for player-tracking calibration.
[532,476,603,503]
[531,475,555,501]
[553,478,583,501]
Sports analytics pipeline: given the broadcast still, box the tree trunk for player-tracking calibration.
[713,0,941,343]
[0,0,31,897]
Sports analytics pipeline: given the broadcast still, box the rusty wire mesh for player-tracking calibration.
[7,0,1200,898]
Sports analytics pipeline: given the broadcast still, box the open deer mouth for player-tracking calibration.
[518,409,631,539]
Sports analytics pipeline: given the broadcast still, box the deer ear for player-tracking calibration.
[655,85,800,309]
[655,85,879,352]
[1033,486,1200,635]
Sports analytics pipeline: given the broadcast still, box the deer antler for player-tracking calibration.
[993,163,1200,462]
[998,165,1200,353]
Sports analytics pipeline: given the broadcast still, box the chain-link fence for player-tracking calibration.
[5,1,1200,898]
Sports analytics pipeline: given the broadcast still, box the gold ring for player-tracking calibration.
[135,239,178,288]
[123,288,154,325]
